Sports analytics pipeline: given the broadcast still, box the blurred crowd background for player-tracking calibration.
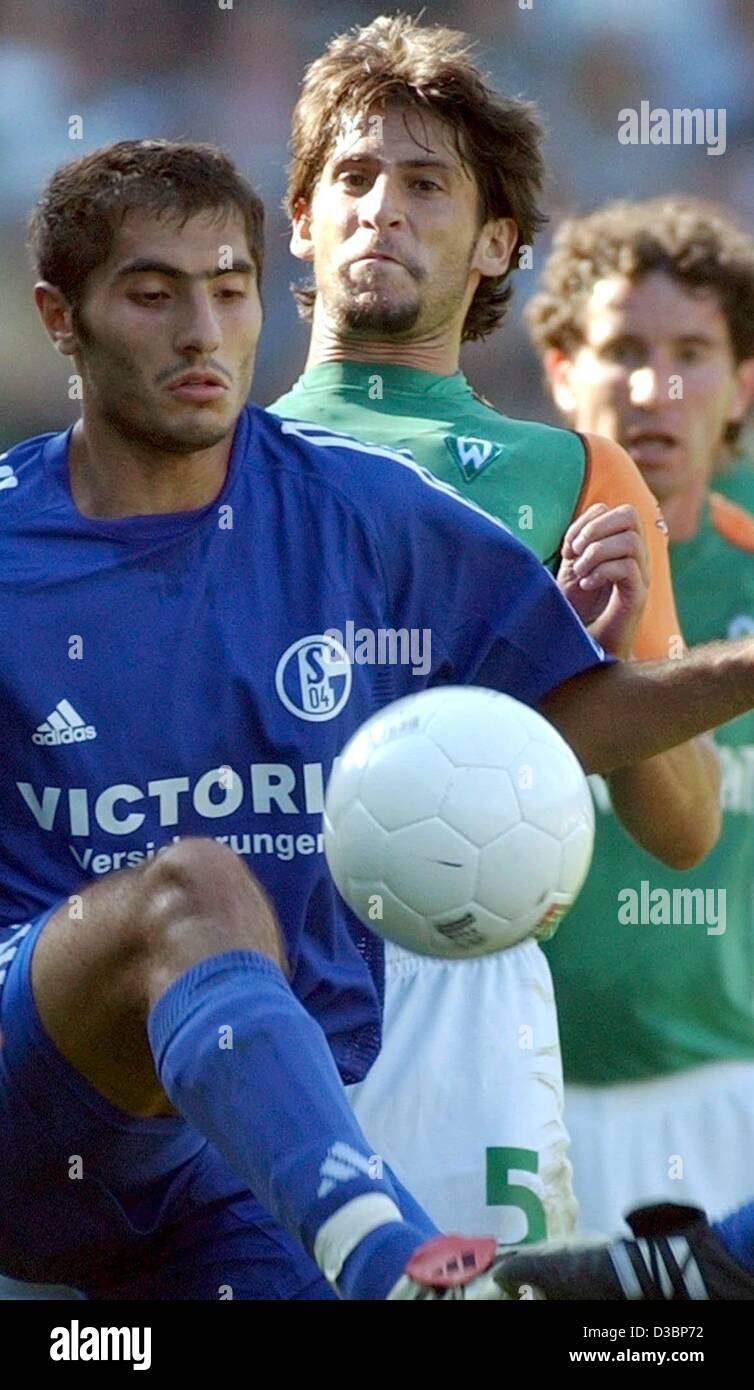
[1,0,753,450]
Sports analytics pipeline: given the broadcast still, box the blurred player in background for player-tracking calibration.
[527,196,754,1232]
[271,15,719,1243]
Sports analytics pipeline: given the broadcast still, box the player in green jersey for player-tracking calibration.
[270,16,719,1243]
[527,195,754,1233]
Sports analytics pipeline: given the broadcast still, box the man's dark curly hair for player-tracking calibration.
[527,196,754,362]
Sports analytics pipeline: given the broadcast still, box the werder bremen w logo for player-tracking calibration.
[445,435,506,483]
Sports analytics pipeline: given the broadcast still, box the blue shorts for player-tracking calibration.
[0,910,335,1300]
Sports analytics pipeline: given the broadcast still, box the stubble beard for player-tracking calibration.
[101,396,233,456]
[83,343,248,457]
[75,312,253,458]
[334,284,422,337]
[329,245,475,340]
[342,300,421,336]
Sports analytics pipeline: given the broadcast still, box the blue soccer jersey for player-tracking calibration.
[0,406,607,1082]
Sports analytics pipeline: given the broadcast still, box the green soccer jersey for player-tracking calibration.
[545,493,754,1084]
[270,362,586,569]
[713,452,754,509]
[271,362,680,665]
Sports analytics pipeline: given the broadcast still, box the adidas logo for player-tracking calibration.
[317,1142,381,1198]
[0,454,18,491]
[33,699,97,746]
[610,1234,707,1300]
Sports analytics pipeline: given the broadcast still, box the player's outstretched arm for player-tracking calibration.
[538,638,754,777]
[608,737,721,869]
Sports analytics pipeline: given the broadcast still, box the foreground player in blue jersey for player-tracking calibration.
[5,141,754,1302]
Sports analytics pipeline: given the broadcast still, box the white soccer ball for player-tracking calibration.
[324,686,594,959]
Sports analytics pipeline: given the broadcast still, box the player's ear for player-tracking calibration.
[471,218,518,279]
[34,283,78,357]
[545,347,578,416]
[729,356,754,427]
[290,199,315,264]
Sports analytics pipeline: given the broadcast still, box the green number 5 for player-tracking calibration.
[486,1146,547,1244]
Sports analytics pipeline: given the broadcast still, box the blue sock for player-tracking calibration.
[713,1199,754,1275]
[147,951,438,1299]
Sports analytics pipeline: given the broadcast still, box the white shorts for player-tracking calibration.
[565,1059,754,1235]
[348,938,578,1243]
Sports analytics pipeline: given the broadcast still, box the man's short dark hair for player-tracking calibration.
[27,139,265,310]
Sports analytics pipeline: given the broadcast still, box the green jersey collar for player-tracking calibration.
[289,360,474,400]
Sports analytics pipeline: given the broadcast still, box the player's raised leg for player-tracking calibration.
[26,836,440,1299]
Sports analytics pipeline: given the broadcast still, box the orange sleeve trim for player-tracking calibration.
[709,491,754,552]
[570,430,593,532]
[577,433,683,661]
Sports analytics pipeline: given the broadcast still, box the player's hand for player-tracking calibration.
[556,503,649,660]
